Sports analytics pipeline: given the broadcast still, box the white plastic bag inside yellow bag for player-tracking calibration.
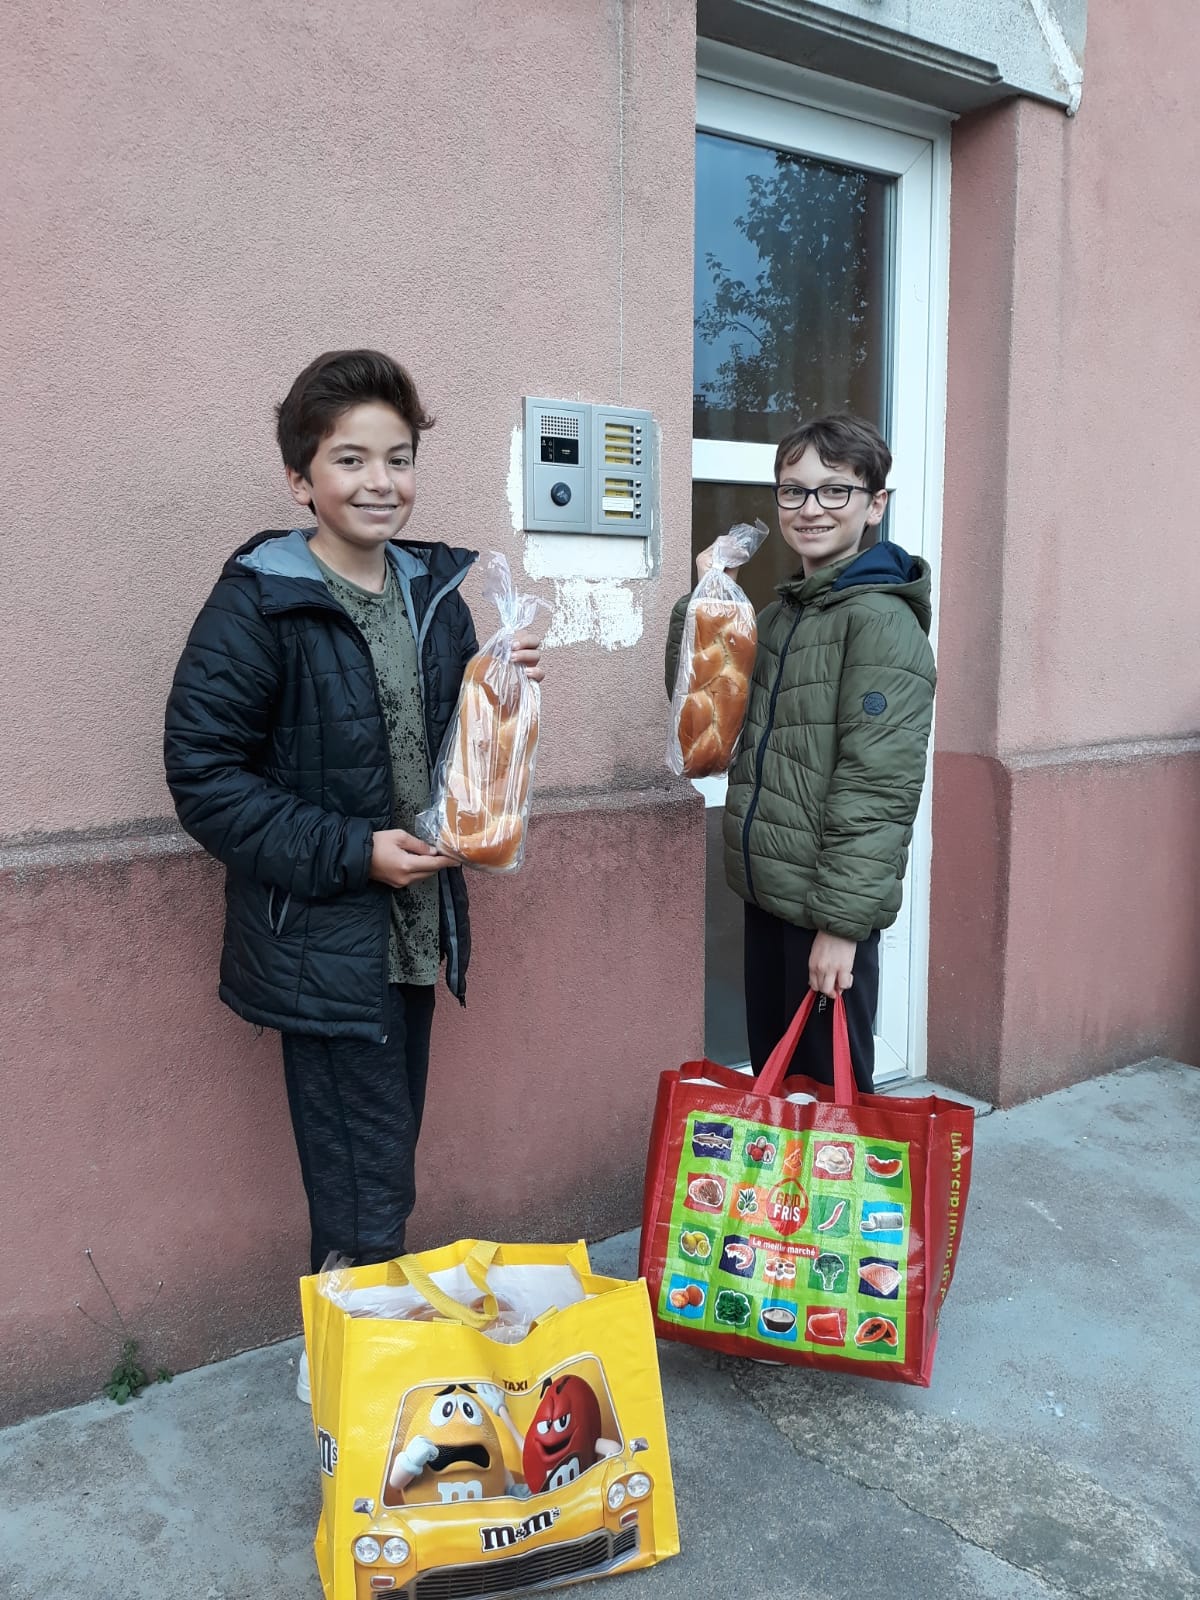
[320,1253,590,1343]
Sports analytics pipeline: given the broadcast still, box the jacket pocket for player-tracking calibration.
[265,885,294,937]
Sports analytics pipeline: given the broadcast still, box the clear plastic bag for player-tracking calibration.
[415,552,549,873]
[667,519,767,778]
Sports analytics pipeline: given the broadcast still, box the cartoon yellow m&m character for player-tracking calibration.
[387,1383,520,1505]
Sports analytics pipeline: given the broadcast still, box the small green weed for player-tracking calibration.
[76,1249,174,1403]
[104,1338,173,1404]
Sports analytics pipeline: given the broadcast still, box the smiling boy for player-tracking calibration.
[164,351,543,1342]
[667,413,935,1090]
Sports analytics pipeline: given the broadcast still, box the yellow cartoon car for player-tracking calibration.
[345,1358,657,1598]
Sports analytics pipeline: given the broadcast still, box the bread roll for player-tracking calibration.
[676,598,756,778]
[435,653,538,870]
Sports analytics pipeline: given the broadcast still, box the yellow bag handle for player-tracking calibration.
[464,1241,565,1331]
[389,1241,611,1331]
[463,1240,502,1297]
[391,1242,502,1329]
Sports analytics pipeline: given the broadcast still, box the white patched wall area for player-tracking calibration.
[507,423,650,652]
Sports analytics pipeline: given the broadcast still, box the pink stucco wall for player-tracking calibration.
[929,748,1200,1106]
[0,797,704,1424]
[0,0,696,839]
[931,0,1200,1101]
[994,23,1199,753]
[939,2,1200,761]
[0,0,704,1420]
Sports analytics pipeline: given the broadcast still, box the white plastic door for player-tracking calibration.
[692,53,949,1082]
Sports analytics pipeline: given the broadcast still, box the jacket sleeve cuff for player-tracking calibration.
[344,818,376,893]
[811,911,875,944]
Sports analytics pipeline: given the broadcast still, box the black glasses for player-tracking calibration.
[774,483,876,511]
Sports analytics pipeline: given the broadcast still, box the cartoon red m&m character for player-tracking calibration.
[522,1373,619,1493]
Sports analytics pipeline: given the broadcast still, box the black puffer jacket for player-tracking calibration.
[164,528,478,1038]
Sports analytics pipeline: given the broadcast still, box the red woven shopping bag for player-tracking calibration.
[639,992,974,1385]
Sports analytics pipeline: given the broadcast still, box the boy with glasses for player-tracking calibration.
[667,413,935,1090]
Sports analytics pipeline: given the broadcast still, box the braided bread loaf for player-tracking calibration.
[676,599,757,778]
[435,652,538,870]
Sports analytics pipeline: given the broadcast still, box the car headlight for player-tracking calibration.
[626,1472,652,1500]
[607,1481,627,1511]
[353,1536,382,1563]
[382,1537,411,1565]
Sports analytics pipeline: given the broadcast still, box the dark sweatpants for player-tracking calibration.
[281,983,436,1276]
[744,902,880,1094]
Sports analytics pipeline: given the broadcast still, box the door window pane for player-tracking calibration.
[691,481,781,615]
[694,131,892,444]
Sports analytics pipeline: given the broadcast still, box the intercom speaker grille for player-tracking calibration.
[543,414,580,439]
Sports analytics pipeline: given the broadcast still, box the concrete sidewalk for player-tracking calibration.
[2,1061,1197,1600]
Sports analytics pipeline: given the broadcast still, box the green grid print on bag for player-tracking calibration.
[659,1112,912,1361]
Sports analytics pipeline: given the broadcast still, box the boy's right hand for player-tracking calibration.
[369,829,457,888]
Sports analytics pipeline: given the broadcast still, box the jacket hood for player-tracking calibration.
[779,542,932,636]
[224,528,477,611]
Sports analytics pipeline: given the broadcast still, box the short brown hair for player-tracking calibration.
[774,413,891,494]
[276,349,435,477]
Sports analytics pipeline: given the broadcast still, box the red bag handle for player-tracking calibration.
[755,990,857,1105]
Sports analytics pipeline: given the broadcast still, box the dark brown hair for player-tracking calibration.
[276,349,435,476]
[774,413,892,494]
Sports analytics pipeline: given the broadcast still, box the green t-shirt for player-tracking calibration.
[313,554,440,986]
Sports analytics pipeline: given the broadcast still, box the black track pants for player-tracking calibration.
[281,983,436,1275]
[743,902,880,1094]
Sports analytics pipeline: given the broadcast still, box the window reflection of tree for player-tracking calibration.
[695,150,888,439]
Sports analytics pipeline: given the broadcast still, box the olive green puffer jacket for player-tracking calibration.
[667,543,936,941]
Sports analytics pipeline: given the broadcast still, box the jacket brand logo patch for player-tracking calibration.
[862,692,887,716]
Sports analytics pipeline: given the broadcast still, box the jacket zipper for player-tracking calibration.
[327,567,474,1029]
[741,605,805,904]
[338,619,399,1042]
[266,886,292,936]
[408,567,474,1001]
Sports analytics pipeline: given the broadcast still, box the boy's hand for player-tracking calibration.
[511,630,545,683]
[810,931,857,998]
[369,829,457,888]
[695,542,728,582]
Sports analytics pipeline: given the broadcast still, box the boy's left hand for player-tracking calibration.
[810,931,857,997]
[511,630,545,682]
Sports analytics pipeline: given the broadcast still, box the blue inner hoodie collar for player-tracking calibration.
[830,541,920,591]
[237,528,429,584]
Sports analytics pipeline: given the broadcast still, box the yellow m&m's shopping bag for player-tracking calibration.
[300,1239,679,1598]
